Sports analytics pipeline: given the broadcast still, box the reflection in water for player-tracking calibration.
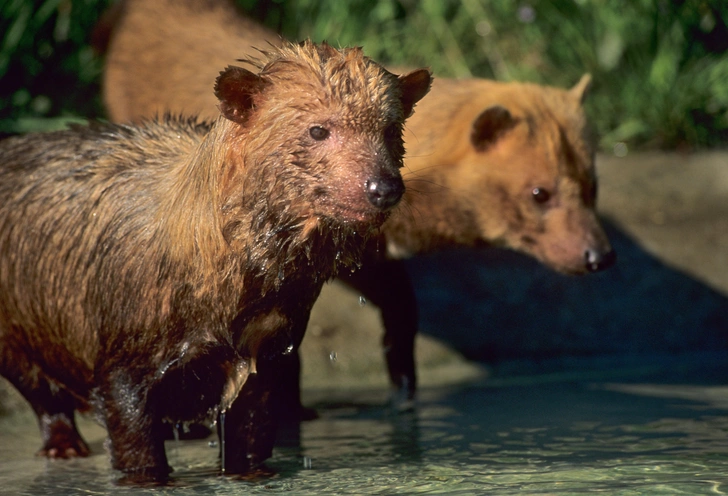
[2,368,728,495]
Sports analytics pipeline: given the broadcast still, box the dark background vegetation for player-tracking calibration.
[2,0,728,149]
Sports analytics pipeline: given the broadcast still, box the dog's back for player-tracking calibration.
[103,0,282,123]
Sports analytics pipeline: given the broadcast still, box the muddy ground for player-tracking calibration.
[1,150,727,412]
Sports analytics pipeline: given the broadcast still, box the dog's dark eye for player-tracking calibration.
[309,126,329,141]
[532,187,551,204]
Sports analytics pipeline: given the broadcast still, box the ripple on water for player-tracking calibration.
[2,379,728,494]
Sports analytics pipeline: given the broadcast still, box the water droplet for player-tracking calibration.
[303,456,313,469]
[329,351,337,362]
[220,412,226,474]
[359,296,367,306]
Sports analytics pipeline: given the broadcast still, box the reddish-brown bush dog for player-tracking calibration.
[368,76,614,401]
[0,40,431,479]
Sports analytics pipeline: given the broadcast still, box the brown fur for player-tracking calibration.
[99,0,613,404]
[0,40,431,480]
[387,75,611,274]
[103,0,284,123]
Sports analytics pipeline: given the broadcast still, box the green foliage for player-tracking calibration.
[0,0,113,136]
[3,0,728,149]
[244,0,728,149]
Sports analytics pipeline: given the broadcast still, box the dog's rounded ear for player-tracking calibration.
[470,105,518,151]
[215,66,267,124]
[397,69,432,118]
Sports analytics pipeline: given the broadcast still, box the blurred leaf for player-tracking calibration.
[648,21,683,93]
[600,119,651,148]
[1,2,32,75]
[597,29,624,70]
[708,57,728,105]
[0,115,87,135]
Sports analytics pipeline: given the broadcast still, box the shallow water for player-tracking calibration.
[2,356,728,495]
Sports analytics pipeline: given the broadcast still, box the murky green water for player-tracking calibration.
[2,357,728,495]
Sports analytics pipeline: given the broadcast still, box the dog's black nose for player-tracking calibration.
[365,174,404,211]
[585,247,617,272]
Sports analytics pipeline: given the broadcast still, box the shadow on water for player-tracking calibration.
[406,218,728,367]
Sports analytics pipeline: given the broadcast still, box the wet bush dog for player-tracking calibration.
[99,0,614,408]
[0,40,431,479]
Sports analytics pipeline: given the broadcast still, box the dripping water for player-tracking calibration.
[171,423,181,462]
[219,411,226,474]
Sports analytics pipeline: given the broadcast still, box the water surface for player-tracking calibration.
[2,356,727,495]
